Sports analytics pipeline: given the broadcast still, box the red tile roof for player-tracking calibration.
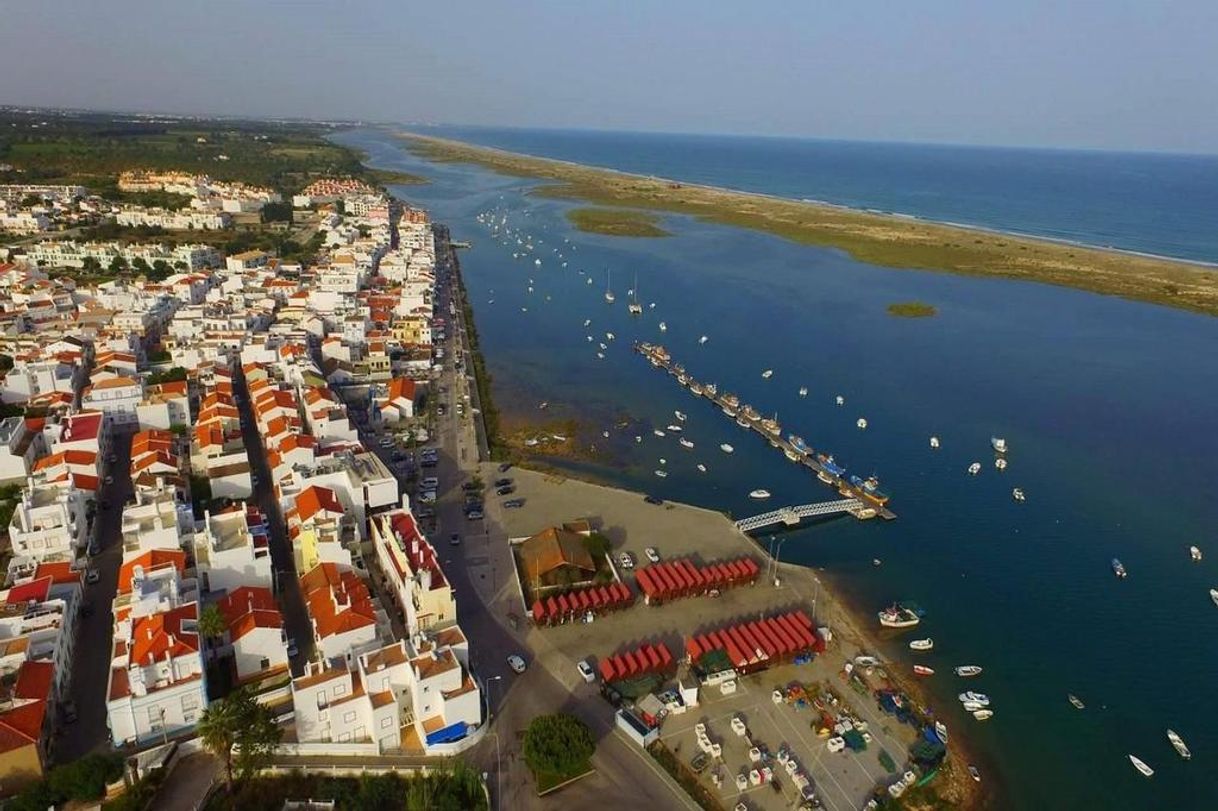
[129,603,199,665]
[294,485,344,524]
[118,549,187,594]
[300,563,375,641]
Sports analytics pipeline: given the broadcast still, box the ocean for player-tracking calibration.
[335,127,1218,810]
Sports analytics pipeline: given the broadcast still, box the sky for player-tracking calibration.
[1,0,1216,153]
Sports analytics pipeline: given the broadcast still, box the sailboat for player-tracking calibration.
[628,273,643,315]
[604,270,615,303]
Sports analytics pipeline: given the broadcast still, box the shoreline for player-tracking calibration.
[400,131,1218,317]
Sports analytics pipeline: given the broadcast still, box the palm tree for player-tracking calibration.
[196,697,241,789]
[198,604,227,641]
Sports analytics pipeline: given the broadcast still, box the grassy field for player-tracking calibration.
[403,132,1218,317]
[566,206,670,237]
[887,301,938,318]
[0,110,379,196]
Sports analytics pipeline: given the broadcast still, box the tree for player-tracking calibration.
[81,256,102,273]
[522,713,595,777]
[260,201,293,224]
[199,603,228,642]
[131,256,151,274]
[582,532,611,560]
[198,687,282,790]
[108,255,128,273]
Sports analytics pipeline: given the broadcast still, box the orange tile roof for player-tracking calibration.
[300,563,375,641]
[118,549,186,593]
[294,485,344,524]
[33,561,79,585]
[129,603,199,665]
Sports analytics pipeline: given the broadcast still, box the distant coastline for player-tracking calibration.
[401,131,1218,317]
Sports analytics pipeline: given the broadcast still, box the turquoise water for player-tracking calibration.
[337,128,1218,810]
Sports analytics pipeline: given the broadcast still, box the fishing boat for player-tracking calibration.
[654,470,668,478]
[604,270,615,303]
[856,418,868,429]
[783,448,801,462]
[679,438,694,449]
[699,335,708,344]
[1128,755,1154,777]
[760,415,781,436]
[909,638,934,651]
[968,462,982,475]
[1012,488,1026,501]
[720,443,734,454]
[835,395,845,405]
[1068,694,1085,710]
[878,605,921,628]
[972,709,994,721]
[954,665,983,678]
[929,436,940,449]
[1167,730,1191,759]
[761,369,773,379]
[914,665,935,676]
[855,475,892,505]
[704,383,718,397]
[787,435,809,456]
[818,454,846,478]
[665,424,683,433]
[799,386,808,397]
[696,464,707,473]
[958,692,990,707]
[1191,545,1203,561]
[689,382,704,396]
[991,437,1008,453]
[995,457,1007,470]
[748,489,771,500]
[606,332,615,341]
[628,273,643,315]
[659,321,667,332]
[1112,558,1128,578]
[935,722,949,743]
[674,410,687,422]
[653,429,666,438]
[968,765,981,783]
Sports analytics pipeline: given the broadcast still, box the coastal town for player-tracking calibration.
[0,118,971,811]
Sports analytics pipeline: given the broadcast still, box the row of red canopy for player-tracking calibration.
[531,582,633,624]
[598,641,675,683]
[635,556,761,601]
[685,610,823,669]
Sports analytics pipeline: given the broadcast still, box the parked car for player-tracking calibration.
[502,499,524,509]
[286,638,299,658]
[507,655,527,674]
[418,490,437,504]
[644,495,664,505]
[645,547,661,564]
[466,509,484,521]
[415,507,436,518]
[420,477,440,490]
[104,475,114,485]
[495,485,515,496]
[498,462,513,473]
[618,552,635,570]
[494,478,513,488]
[449,532,461,546]
[577,660,596,683]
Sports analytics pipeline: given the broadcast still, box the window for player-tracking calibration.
[380,717,393,729]
[343,711,356,723]
[338,732,351,742]
[316,692,326,708]
[260,657,270,670]
[334,683,347,697]
[182,694,200,711]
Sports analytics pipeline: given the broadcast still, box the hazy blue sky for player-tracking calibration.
[2,0,1216,152]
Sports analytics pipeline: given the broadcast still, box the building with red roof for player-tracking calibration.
[214,586,288,682]
[299,562,378,661]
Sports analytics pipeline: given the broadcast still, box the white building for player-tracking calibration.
[81,376,144,427]
[195,505,273,595]
[6,483,89,579]
[115,207,231,231]
[213,586,288,683]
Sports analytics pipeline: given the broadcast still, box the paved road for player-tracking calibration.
[149,752,219,811]
[57,429,134,763]
[234,366,315,673]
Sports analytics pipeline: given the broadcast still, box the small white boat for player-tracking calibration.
[798,386,808,397]
[699,335,709,345]
[634,435,642,443]
[995,457,1007,470]
[761,369,773,379]
[929,436,940,449]
[674,410,687,421]
[962,701,985,712]
[696,464,707,473]
[653,429,666,437]
[955,665,984,678]
[602,431,610,438]
[551,434,568,442]
[595,352,605,359]
[1128,755,1154,777]
[935,722,949,743]
[679,438,694,449]
[1068,694,1085,710]
[1190,545,1202,561]
[720,443,734,454]
[658,321,667,332]
[654,470,668,478]
[913,665,935,677]
[968,765,981,783]
[598,342,607,350]
[586,335,593,342]
[992,437,1008,453]
[1012,488,1026,501]
[835,395,845,406]
[649,302,656,309]
[1167,729,1191,759]
[972,709,994,721]
[659,458,667,465]
[538,402,549,410]
[534,258,542,266]
[665,424,683,433]
[958,692,990,706]
[749,489,771,500]
[583,319,591,327]
[606,332,615,341]
[1210,588,1218,608]
[856,418,868,430]
[968,462,982,475]
[909,638,934,652]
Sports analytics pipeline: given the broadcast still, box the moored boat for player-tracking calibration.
[972,709,994,721]
[654,470,667,478]
[856,417,868,429]
[720,443,734,454]
[666,424,683,432]
[1210,588,1218,608]
[992,437,1008,453]
[958,691,990,706]
[679,438,694,449]
[1068,694,1085,710]
[1190,545,1202,561]
[878,605,920,628]
[968,765,981,783]
[787,435,809,456]
[1128,755,1154,777]
[748,489,771,500]
[955,665,983,678]
[674,410,686,421]
[1012,488,1025,501]
[835,395,845,406]
[761,369,773,379]
[909,638,934,651]
[968,462,982,475]
[913,665,935,676]
[799,386,808,397]
[930,436,940,449]
[1167,729,1191,759]
[760,416,781,436]
[935,721,948,743]
[1112,558,1127,578]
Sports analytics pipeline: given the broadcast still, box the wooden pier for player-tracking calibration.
[633,342,897,521]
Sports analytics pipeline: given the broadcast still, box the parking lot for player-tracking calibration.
[474,466,917,809]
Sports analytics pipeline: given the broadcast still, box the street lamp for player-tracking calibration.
[772,537,790,587]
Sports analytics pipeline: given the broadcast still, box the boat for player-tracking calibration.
[761,369,773,379]
[835,395,845,406]
[1167,730,1191,760]
[595,352,605,359]
[991,437,1008,453]
[909,638,934,652]
[783,448,801,462]
[635,436,642,443]
[968,765,981,783]
[653,429,666,438]
[689,382,704,396]
[954,665,983,678]
[538,402,549,410]
[1128,755,1154,778]
[856,418,868,429]
[606,332,615,341]
[704,383,718,397]
[878,605,920,628]
[968,462,982,475]
[1068,694,1085,710]
[674,410,687,422]
[1012,488,1025,501]
[958,692,990,706]
[679,438,694,449]
[1210,588,1218,608]
[1112,558,1127,578]
[913,665,935,676]
[929,436,940,449]
[665,424,683,433]
[855,475,892,505]
[799,386,808,397]
[699,335,708,344]
[659,321,667,332]
[759,415,781,436]
[654,470,668,478]
[935,722,949,743]
[696,464,707,473]
[720,443,734,454]
[787,435,810,456]
[995,458,1008,470]
[854,655,881,668]
[873,558,882,566]
[817,454,846,478]
[1191,545,1202,561]
[628,273,643,315]
[604,270,615,303]
[749,489,771,500]
[962,701,985,712]
[972,709,994,721]
[601,431,609,438]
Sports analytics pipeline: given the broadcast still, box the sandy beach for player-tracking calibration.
[403,132,1218,318]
